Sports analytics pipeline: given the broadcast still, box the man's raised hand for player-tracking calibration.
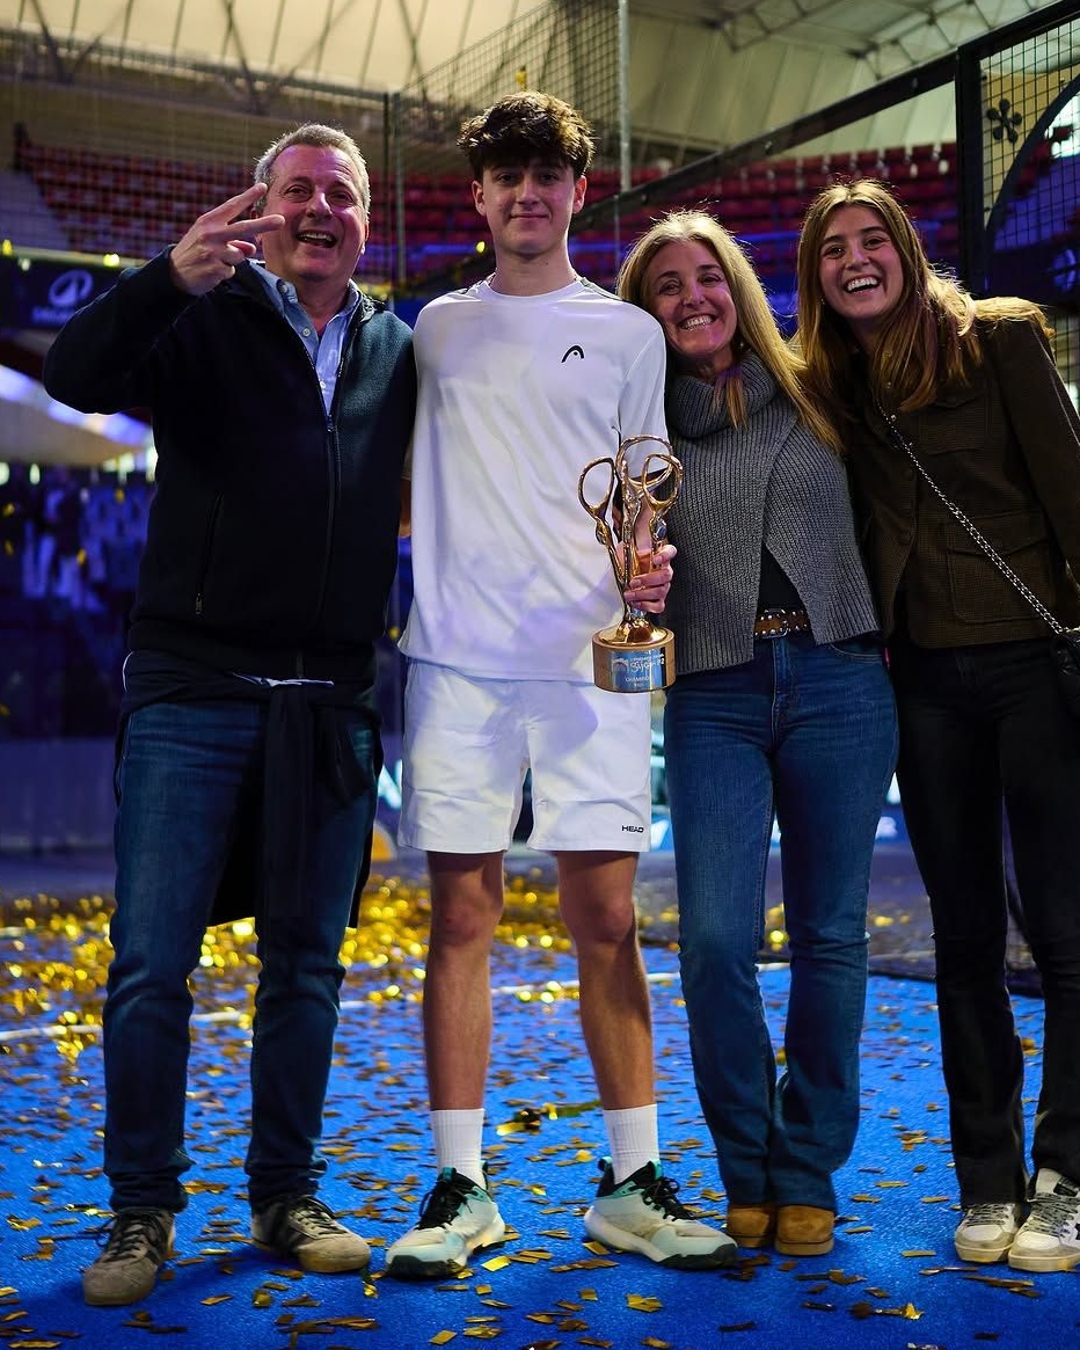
[168,184,284,296]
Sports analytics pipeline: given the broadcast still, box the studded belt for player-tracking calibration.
[753,608,811,638]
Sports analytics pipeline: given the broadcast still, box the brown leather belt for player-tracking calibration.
[754,608,810,638]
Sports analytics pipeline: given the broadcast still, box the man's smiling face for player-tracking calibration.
[259,144,367,295]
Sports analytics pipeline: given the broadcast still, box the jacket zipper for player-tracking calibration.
[300,304,366,674]
[227,280,369,672]
[194,492,223,615]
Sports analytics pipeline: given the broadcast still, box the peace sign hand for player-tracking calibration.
[168,183,285,296]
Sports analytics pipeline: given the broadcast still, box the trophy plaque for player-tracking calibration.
[578,434,683,693]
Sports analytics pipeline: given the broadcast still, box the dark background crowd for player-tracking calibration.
[1,463,151,737]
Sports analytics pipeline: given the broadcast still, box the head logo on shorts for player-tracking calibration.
[561,345,585,362]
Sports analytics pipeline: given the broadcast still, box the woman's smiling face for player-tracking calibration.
[643,238,739,379]
[817,205,906,349]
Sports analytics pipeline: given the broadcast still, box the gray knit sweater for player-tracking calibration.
[663,354,881,674]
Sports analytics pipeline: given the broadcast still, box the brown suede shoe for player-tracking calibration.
[724,1202,777,1248]
[775,1205,834,1256]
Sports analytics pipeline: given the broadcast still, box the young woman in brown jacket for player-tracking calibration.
[796,178,1080,1275]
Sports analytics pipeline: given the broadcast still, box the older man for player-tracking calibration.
[43,123,415,1306]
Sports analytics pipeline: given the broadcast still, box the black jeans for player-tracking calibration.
[889,633,1080,1205]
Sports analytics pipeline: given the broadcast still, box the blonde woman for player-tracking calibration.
[619,210,896,1258]
[797,179,1080,1273]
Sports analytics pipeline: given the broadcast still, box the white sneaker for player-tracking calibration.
[583,1158,736,1270]
[385,1168,505,1279]
[953,1202,1023,1263]
[1008,1169,1080,1273]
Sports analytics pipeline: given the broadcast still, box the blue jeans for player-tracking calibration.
[889,633,1080,1204]
[104,699,376,1212]
[664,634,897,1210]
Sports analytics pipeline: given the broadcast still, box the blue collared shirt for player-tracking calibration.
[251,263,361,414]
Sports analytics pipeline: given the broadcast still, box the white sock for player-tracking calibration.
[604,1103,660,1184]
[431,1109,486,1189]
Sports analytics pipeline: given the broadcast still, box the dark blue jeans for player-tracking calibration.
[889,633,1080,1205]
[664,634,897,1210]
[104,699,376,1212]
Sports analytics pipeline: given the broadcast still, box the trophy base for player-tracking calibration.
[592,626,675,693]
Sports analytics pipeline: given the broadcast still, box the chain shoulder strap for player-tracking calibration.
[873,400,1063,636]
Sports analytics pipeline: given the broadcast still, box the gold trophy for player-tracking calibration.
[578,435,683,693]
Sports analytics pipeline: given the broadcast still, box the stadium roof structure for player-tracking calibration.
[0,0,1054,156]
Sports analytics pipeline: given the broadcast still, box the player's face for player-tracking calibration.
[260,144,368,294]
[472,157,586,264]
[644,238,738,379]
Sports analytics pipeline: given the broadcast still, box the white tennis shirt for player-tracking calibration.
[401,276,670,682]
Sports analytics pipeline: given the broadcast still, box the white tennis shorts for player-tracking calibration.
[399,660,653,854]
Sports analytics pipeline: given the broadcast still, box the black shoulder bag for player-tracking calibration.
[874,401,1080,719]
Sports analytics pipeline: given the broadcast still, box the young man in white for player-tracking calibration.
[388,92,735,1278]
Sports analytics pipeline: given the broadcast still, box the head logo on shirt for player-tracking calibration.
[561,345,585,362]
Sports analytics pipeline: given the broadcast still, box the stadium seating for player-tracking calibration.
[15,131,1066,293]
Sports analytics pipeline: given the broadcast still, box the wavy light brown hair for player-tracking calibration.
[618,209,840,450]
[795,178,1048,418]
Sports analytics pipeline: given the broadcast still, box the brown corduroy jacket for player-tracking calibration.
[845,316,1080,647]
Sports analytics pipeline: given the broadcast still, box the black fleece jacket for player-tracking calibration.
[43,251,416,686]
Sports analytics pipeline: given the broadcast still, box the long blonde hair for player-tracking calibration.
[795,179,1049,418]
[618,208,840,451]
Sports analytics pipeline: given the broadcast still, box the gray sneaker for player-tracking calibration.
[82,1207,175,1307]
[251,1194,370,1272]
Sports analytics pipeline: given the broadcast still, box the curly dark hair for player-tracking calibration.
[457,92,594,180]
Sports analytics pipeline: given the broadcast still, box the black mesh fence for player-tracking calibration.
[965,8,1080,406]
